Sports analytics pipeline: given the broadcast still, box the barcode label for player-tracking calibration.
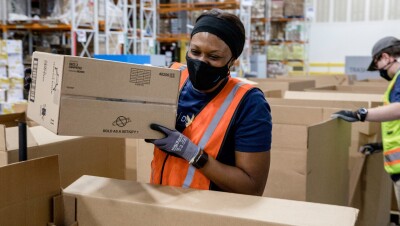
[29,58,38,102]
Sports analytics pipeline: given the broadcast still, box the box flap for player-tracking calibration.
[268,97,371,109]
[0,156,61,226]
[64,175,359,226]
[307,119,351,206]
[284,91,383,103]
[272,124,308,149]
[29,126,80,145]
[271,105,324,125]
[52,194,77,226]
[5,126,38,151]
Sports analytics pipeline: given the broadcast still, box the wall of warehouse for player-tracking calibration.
[307,0,400,74]
[309,21,399,63]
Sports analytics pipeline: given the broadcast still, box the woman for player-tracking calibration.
[146,9,272,196]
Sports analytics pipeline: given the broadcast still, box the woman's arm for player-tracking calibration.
[199,150,270,196]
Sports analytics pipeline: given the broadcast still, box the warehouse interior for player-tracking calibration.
[0,0,400,226]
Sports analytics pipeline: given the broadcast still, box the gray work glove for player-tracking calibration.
[359,142,383,155]
[145,124,200,162]
[331,110,360,122]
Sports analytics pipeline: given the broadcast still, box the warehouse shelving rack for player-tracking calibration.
[1,0,253,74]
[249,0,311,77]
[0,0,142,57]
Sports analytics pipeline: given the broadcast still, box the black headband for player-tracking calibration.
[190,15,245,59]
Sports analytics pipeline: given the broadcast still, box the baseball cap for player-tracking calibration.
[367,36,400,71]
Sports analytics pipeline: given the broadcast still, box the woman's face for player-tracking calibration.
[188,32,233,67]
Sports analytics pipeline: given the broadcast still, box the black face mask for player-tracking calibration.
[378,60,396,81]
[379,70,392,81]
[186,54,230,91]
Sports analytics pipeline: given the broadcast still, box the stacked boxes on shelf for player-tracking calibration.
[0,40,25,113]
[250,0,308,77]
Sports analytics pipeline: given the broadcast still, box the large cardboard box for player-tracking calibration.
[27,52,181,139]
[0,156,61,226]
[274,94,391,226]
[275,75,349,87]
[305,85,386,94]
[268,106,351,206]
[284,90,383,102]
[0,125,125,188]
[63,175,359,226]
[0,156,359,226]
[248,78,315,92]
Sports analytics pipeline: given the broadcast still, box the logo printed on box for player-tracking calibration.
[112,116,131,127]
[68,60,84,73]
[102,116,139,134]
[130,68,150,86]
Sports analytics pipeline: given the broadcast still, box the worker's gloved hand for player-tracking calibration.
[145,123,200,162]
[359,142,383,155]
[331,110,360,122]
[24,68,32,91]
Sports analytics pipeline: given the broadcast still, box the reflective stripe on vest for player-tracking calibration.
[150,62,254,189]
[182,81,246,188]
[382,70,400,174]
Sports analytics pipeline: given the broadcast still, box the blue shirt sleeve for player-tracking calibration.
[234,88,272,152]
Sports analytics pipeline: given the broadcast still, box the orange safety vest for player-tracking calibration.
[150,62,255,190]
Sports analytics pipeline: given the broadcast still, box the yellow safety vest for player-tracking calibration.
[383,70,400,174]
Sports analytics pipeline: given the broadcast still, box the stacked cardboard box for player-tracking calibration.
[282,90,391,226]
[283,0,304,17]
[249,78,316,92]
[267,105,351,205]
[0,124,126,188]
[0,156,359,226]
[27,52,181,139]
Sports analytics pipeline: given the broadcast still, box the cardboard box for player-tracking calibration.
[273,94,391,226]
[27,52,181,139]
[284,90,383,102]
[249,78,315,92]
[63,175,359,226]
[0,156,359,226]
[0,125,125,188]
[125,138,138,181]
[136,139,155,183]
[0,156,61,226]
[276,75,350,87]
[268,106,351,206]
[305,85,386,94]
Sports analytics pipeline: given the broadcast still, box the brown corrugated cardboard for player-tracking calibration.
[249,78,315,92]
[271,95,390,226]
[63,175,359,226]
[27,51,181,139]
[305,85,386,94]
[268,113,350,206]
[0,156,61,226]
[275,75,349,87]
[0,125,125,188]
[284,90,383,102]
[125,138,138,181]
[136,139,154,183]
